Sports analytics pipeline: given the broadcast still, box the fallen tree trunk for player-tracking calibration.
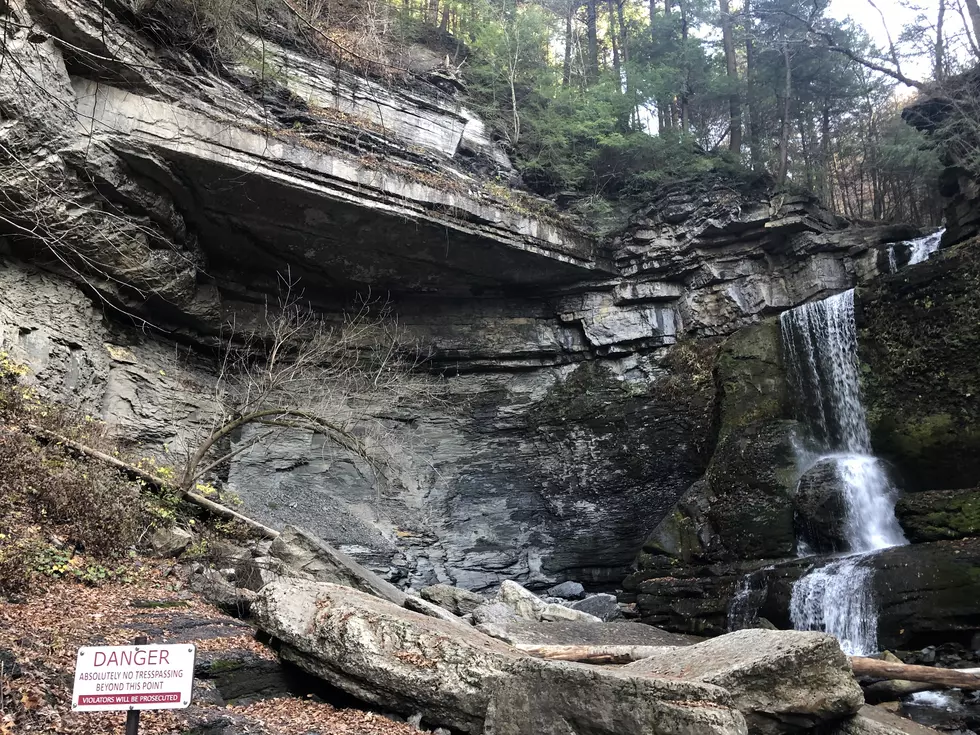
[25,425,280,538]
[849,657,980,690]
[514,644,669,664]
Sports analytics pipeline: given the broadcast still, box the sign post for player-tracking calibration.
[71,637,196,733]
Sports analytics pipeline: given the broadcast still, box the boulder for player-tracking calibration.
[483,661,748,735]
[794,459,848,553]
[475,620,700,647]
[149,526,194,557]
[254,579,748,734]
[420,584,485,616]
[254,579,523,732]
[626,629,863,734]
[547,581,585,599]
[895,488,980,543]
[472,602,521,626]
[857,243,980,492]
[268,526,406,605]
[569,593,622,621]
[498,581,601,623]
[187,567,257,618]
[829,705,942,735]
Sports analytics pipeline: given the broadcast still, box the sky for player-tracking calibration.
[828,0,972,83]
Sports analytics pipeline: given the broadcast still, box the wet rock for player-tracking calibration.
[569,593,621,621]
[857,243,980,492]
[195,650,293,704]
[626,629,863,734]
[150,526,195,557]
[419,584,485,616]
[546,581,585,599]
[794,459,848,553]
[895,488,980,543]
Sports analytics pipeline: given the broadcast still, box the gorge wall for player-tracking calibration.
[0,0,921,591]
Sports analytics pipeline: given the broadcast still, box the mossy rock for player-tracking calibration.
[896,488,980,542]
[857,242,980,491]
[714,318,788,439]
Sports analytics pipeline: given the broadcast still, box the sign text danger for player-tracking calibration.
[72,644,196,712]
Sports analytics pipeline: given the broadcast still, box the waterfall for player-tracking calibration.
[779,289,907,655]
[887,229,945,273]
[907,229,944,265]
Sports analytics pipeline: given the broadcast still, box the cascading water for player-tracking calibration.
[907,228,944,265]
[887,228,945,272]
[779,289,907,655]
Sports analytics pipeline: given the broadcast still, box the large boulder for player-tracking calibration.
[626,629,863,734]
[498,581,601,623]
[268,526,406,605]
[569,593,622,621]
[857,243,980,492]
[254,579,748,734]
[895,488,980,543]
[253,579,523,732]
[794,459,848,553]
[636,321,800,568]
[483,661,748,735]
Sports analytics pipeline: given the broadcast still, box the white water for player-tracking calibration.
[780,289,907,655]
[887,229,945,272]
[907,228,945,265]
[790,556,877,655]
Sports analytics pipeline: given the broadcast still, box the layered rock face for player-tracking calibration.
[0,0,917,590]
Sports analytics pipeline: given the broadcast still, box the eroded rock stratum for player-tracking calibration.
[0,0,919,589]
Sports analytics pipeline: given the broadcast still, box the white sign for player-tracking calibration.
[71,643,196,712]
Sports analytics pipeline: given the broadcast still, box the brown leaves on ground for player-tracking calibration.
[0,563,420,735]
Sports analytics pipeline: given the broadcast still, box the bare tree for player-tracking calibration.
[176,273,436,496]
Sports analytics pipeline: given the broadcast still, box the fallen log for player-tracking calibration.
[514,644,669,664]
[25,424,280,538]
[849,656,980,690]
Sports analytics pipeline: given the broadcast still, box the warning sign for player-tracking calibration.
[71,644,196,712]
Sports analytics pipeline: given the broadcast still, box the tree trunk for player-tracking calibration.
[679,0,689,132]
[608,0,621,77]
[744,0,763,169]
[936,0,946,81]
[439,5,449,31]
[850,658,980,690]
[965,0,980,58]
[720,0,741,152]
[776,41,792,184]
[516,645,668,664]
[563,0,574,86]
[819,100,831,200]
[586,0,600,82]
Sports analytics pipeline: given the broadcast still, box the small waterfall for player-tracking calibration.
[789,556,878,655]
[726,565,774,632]
[907,229,944,265]
[780,289,907,655]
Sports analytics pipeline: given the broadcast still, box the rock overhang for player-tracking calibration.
[72,79,608,298]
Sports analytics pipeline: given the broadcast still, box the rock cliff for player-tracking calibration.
[0,0,919,590]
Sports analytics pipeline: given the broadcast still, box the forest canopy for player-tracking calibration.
[155,0,977,227]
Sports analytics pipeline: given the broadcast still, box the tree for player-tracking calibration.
[719,0,742,152]
[176,275,433,496]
